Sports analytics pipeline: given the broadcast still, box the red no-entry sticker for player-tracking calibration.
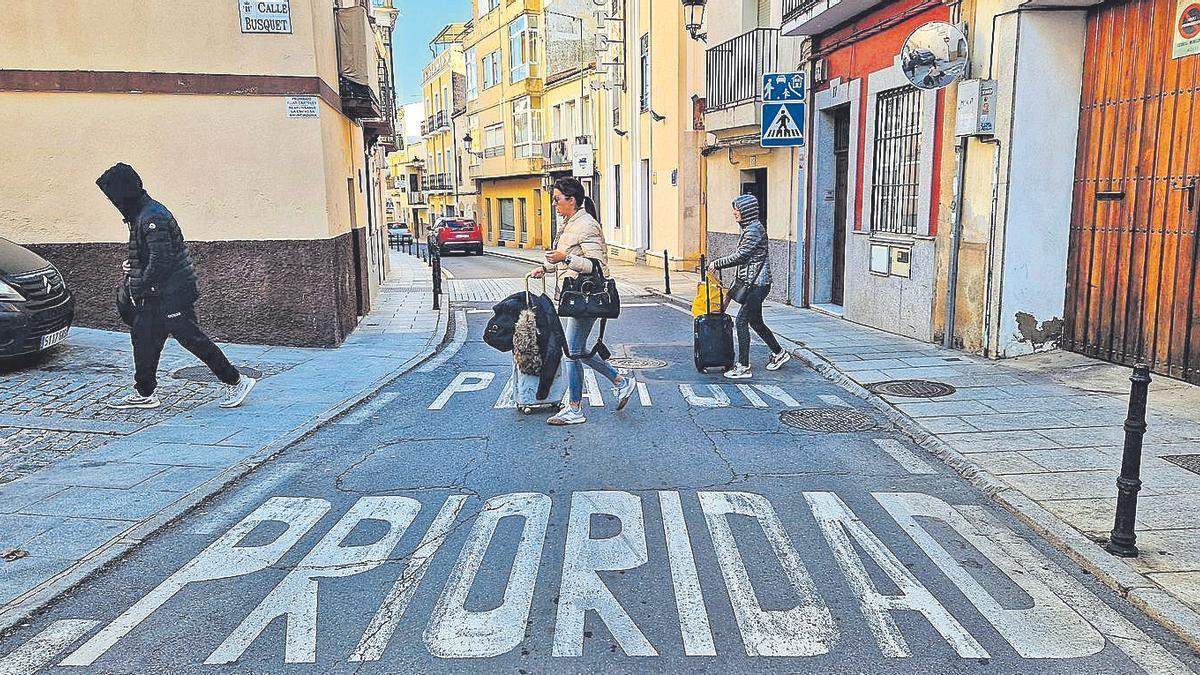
[1180,3,1200,39]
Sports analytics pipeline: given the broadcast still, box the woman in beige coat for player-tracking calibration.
[532,177,635,425]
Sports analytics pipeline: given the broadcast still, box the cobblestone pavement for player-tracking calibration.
[0,341,291,483]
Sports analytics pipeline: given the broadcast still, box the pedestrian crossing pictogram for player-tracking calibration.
[760,102,806,148]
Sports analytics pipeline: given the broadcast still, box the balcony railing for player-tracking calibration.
[705,28,779,112]
[483,147,505,159]
[421,173,453,192]
[782,0,824,25]
[543,136,592,167]
[420,111,452,137]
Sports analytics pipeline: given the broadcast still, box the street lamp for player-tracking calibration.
[461,132,482,158]
[682,0,707,42]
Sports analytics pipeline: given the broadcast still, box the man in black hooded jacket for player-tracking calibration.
[96,163,255,409]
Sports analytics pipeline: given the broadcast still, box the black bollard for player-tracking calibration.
[663,249,671,296]
[1106,363,1152,558]
[432,248,442,311]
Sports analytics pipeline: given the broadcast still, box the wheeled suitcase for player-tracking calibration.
[694,255,736,373]
[511,360,567,414]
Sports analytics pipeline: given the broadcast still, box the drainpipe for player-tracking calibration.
[942,136,968,349]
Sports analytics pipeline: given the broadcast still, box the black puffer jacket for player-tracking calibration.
[484,291,566,400]
[96,163,198,308]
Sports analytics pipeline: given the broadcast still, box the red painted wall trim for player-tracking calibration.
[0,69,343,113]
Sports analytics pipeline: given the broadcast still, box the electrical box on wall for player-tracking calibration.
[955,79,997,137]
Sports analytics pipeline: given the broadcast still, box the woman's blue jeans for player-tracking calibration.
[563,316,620,404]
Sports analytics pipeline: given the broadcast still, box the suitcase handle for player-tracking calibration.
[524,271,548,304]
[700,254,726,315]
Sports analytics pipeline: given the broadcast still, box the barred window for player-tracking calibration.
[870,86,922,234]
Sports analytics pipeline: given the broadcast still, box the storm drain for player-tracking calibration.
[171,365,265,384]
[868,379,957,399]
[779,408,880,433]
[1163,454,1200,476]
[608,356,669,370]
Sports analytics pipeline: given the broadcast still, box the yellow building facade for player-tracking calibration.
[422,25,468,222]
[0,0,399,347]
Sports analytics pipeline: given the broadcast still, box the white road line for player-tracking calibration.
[190,462,305,535]
[679,384,731,408]
[429,372,495,410]
[0,620,98,675]
[622,302,662,308]
[661,302,694,316]
[752,385,801,407]
[737,384,769,408]
[418,310,469,373]
[636,382,653,407]
[336,392,400,425]
[353,495,469,662]
[465,309,492,314]
[659,492,716,656]
[871,439,936,475]
[818,394,852,408]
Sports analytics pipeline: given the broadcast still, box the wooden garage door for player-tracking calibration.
[1064,0,1200,382]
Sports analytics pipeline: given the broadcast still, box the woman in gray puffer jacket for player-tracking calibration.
[710,194,790,379]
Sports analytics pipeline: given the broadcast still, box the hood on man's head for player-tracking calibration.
[96,163,147,218]
[733,193,760,226]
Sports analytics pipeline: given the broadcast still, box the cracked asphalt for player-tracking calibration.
[2,257,1199,673]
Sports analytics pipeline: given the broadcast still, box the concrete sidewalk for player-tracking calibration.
[0,250,448,631]
[489,245,1200,645]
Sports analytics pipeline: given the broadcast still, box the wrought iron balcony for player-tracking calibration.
[705,28,780,112]
[544,139,571,167]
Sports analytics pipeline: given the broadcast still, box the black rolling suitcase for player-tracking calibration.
[694,255,736,373]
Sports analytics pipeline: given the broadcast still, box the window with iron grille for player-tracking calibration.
[870,86,922,235]
[639,34,649,112]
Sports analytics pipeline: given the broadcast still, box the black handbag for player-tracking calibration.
[558,258,621,319]
[727,277,749,304]
[116,280,136,327]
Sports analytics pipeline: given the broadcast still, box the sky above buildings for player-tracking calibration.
[392,0,472,104]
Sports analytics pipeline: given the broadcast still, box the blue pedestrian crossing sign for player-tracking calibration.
[761,71,806,147]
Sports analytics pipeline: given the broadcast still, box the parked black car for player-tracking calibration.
[0,238,74,358]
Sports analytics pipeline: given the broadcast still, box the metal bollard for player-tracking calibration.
[1106,363,1152,558]
[431,245,442,311]
[663,249,671,296]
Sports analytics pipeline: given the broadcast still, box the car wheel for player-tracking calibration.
[474,246,484,256]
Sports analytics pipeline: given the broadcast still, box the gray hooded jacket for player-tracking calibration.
[713,194,771,287]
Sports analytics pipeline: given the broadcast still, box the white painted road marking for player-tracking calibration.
[353,495,469,662]
[679,384,731,408]
[62,497,330,667]
[190,462,304,536]
[805,492,988,658]
[736,384,769,408]
[337,392,400,425]
[0,620,98,675]
[429,371,495,410]
[872,438,936,475]
[554,491,657,656]
[658,491,716,656]
[67,490,1189,671]
[206,497,422,664]
[636,381,653,406]
[698,491,835,656]
[418,310,469,373]
[426,493,551,657]
[819,394,852,407]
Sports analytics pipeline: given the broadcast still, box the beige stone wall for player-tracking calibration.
[0,92,344,245]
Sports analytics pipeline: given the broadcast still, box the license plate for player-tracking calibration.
[456,234,469,239]
[40,326,69,350]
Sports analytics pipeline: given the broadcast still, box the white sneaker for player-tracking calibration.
[724,364,753,380]
[548,406,586,426]
[613,372,636,411]
[108,392,160,409]
[766,350,792,371]
[220,376,257,409]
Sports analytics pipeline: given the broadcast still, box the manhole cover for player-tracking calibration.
[1163,454,1200,475]
[868,379,957,398]
[171,365,264,383]
[779,408,879,433]
[609,356,668,369]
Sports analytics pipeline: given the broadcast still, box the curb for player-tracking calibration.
[645,283,1200,651]
[484,249,543,266]
[0,297,452,635]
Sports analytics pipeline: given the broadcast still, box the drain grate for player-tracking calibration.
[780,408,880,433]
[1163,454,1200,476]
[868,379,957,399]
[609,356,668,370]
[171,365,265,384]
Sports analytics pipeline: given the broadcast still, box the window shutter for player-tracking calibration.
[757,0,770,26]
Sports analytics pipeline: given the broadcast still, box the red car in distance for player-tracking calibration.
[433,218,484,256]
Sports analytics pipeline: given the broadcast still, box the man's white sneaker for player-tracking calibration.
[613,372,637,411]
[724,364,753,380]
[548,406,587,426]
[107,392,160,410]
[766,350,792,371]
[220,376,257,409]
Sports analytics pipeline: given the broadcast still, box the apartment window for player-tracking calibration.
[511,96,543,159]
[482,50,502,90]
[611,88,621,128]
[581,94,592,137]
[465,48,479,100]
[565,100,577,138]
[613,165,622,229]
[639,34,649,112]
[871,86,923,235]
[551,104,563,140]
[468,114,481,164]
[485,0,499,14]
[508,15,540,83]
[484,123,505,157]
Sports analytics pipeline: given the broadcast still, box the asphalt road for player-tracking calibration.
[1,256,1197,674]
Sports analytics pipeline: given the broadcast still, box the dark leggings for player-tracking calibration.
[736,284,782,366]
[133,299,240,396]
